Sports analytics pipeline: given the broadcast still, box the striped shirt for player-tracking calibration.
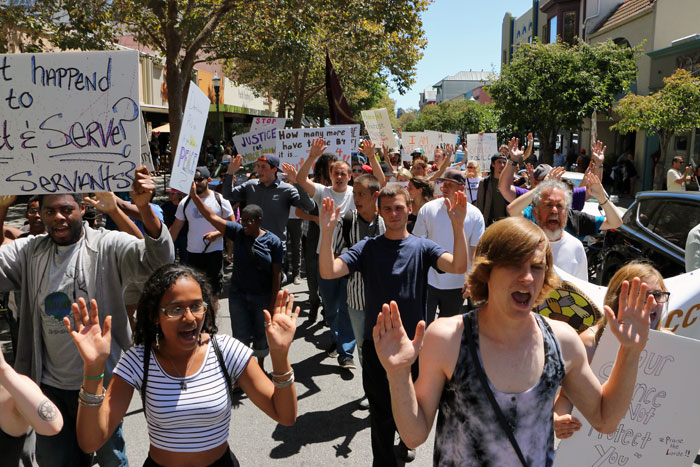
[332,210,385,310]
[113,334,252,452]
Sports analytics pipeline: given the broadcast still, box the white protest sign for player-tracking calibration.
[233,127,278,165]
[0,50,140,194]
[554,330,700,466]
[249,116,286,132]
[276,125,360,170]
[169,82,210,193]
[467,133,498,173]
[139,114,154,172]
[401,132,429,161]
[425,130,459,160]
[361,108,395,147]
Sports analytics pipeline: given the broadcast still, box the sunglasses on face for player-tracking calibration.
[194,177,206,182]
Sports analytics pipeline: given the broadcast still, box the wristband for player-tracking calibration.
[599,196,609,207]
[84,373,104,380]
[271,368,294,379]
[595,164,604,169]
[508,159,519,167]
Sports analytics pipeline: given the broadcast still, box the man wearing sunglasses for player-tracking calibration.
[170,167,235,295]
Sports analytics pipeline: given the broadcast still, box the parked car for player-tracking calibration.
[593,191,700,284]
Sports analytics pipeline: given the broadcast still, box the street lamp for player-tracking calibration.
[212,72,223,143]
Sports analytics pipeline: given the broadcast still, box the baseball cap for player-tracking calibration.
[438,168,466,185]
[361,164,373,174]
[411,148,424,156]
[379,161,393,176]
[195,166,211,178]
[258,154,280,168]
[533,164,553,180]
[491,154,507,164]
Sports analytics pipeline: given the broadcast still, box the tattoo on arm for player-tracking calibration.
[38,399,58,421]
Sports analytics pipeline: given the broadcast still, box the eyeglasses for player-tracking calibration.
[160,302,208,318]
[650,291,670,303]
[194,177,206,182]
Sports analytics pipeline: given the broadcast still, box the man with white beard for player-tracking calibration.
[530,180,588,280]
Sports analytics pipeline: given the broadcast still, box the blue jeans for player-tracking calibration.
[318,275,355,359]
[348,307,365,365]
[229,290,269,357]
[36,384,128,467]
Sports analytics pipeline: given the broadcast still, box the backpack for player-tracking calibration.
[180,191,224,233]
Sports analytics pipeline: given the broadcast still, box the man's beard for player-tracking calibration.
[543,226,563,242]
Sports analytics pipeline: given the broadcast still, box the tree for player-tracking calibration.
[224,0,430,127]
[399,100,498,137]
[612,69,700,188]
[487,39,639,164]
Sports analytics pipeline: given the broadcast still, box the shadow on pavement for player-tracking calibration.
[268,399,369,459]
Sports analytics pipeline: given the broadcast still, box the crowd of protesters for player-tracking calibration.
[0,129,685,467]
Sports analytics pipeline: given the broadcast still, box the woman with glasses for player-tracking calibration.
[465,161,481,204]
[554,260,669,439]
[64,264,299,466]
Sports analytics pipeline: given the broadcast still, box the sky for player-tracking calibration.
[389,0,533,111]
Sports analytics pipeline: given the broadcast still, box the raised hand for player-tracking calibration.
[508,137,524,162]
[360,139,376,159]
[526,163,536,185]
[227,155,243,175]
[281,162,298,184]
[373,301,425,375]
[445,191,467,224]
[63,298,112,371]
[603,278,652,351]
[591,140,606,166]
[583,170,605,199]
[84,192,118,214]
[130,166,155,208]
[554,413,582,439]
[263,289,300,354]
[309,138,328,161]
[0,195,17,209]
[445,144,454,158]
[189,180,199,199]
[319,197,340,233]
[545,166,566,181]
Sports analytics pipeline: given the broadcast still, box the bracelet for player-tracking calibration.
[508,159,519,167]
[79,386,105,404]
[595,164,604,169]
[599,196,609,207]
[271,368,294,379]
[272,374,295,388]
[78,398,103,408]
[83,373,104,380]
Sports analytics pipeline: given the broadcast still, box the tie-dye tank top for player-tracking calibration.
[433,311,566,466]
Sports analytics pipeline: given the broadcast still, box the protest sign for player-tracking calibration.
[554,330,700,466]
[401,132,429,161]
[425,130,459,160]
[169,82,210,193]
[276,125,359,170]
[233,127,278,165]
[467,133,498,173]
[249,116,286,132]
[139,114,154,172]
[361,108,395,147]
[0,50,141,194]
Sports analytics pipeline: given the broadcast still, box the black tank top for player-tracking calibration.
[433,311,566,466]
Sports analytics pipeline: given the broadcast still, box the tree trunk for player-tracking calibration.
[653,131,674,190]
[538,129,557,165]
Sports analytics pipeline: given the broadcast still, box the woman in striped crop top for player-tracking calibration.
[63,264,299,466]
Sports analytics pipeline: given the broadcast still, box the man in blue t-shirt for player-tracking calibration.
[319,185,469,467]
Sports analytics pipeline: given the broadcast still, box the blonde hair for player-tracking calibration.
[397,168,413,181]
[465,161,481,177]
[468,217,559,305]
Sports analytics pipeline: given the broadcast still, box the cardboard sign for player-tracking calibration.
[361,108,395,148]
[233,127,277,165]
[400,132,429,162]
[467,133,498,173]
[0,50,141,194]
[139,114,154,172]
[425,130,459,160]
[249,116,286,132]
[169,82,210,193]
[276,125,360,171]
[659,270,700,338]
[554,330,700,466]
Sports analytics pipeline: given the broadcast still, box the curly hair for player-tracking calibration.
[467,217,560,306]
[133,264,218,347]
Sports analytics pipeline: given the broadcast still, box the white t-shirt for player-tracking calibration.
[549,231,588,280]
[667,168,685,191]
[312,182,355,254]
[465,177,481,204]
[175,192,233,253]
[412,197,485,290]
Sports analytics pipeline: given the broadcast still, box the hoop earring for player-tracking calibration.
[155,325,161,350]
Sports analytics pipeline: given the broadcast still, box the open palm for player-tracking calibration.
[264,290,299,353]
[63,298,112,368]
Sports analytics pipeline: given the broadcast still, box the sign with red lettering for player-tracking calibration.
[554,330,700,466]
[0,50,141,194]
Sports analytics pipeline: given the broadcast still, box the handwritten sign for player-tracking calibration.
[400,132,429,162]
[276,125,359,170]
[361,108,395,147]
[233,127,278,165]
[554,330,700,466]
[425,130,459,160]
[0,50,140,194]
[139,114,154,172]
[169,82,210,193]
[467,133,498,173]
[249,116,286,132]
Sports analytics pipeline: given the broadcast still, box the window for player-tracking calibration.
[651,201,700,250]
[548,16,558,44]
[562,11,576,43]
[635,198,662,229]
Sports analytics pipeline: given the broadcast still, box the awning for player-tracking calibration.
[152,123,170,133]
